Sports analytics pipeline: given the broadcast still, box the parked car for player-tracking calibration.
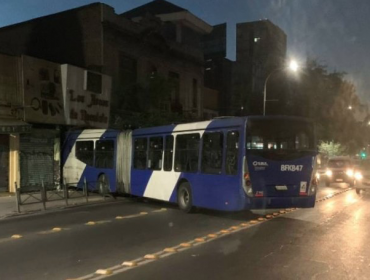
[355,159,370,195]
[325,157,358,187]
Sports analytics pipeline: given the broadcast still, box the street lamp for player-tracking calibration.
[263,60,299,116]
[348,105,352,110]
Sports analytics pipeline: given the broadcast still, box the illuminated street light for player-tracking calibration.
[348,105,352,110]
[263,60,299,116]
[289,60,299,72]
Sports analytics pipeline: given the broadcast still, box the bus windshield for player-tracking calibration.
[246,118,315,151]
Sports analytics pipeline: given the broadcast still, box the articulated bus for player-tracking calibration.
[62,116,318,212]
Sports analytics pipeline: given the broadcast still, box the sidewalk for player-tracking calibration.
[0,191,112,219]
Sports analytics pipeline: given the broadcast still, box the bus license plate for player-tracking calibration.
[276,185,288,191]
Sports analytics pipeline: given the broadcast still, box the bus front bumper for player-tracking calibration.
[245,195,316,209]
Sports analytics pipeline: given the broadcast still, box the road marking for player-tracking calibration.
[95,269,112,275]
[11,234,22,239]
[122,261,138,267]
[52,227,62,232]
[86,221,96,226]
[70,187,356,280]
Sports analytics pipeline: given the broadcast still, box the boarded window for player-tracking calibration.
[175,134,200,173]
[133,138,147,169]
[95,140,114,169]
[226,131,239,175]
[164,135,174,171]
[76,141,94,166]
[148,137,163,170]
[201,132,223,174]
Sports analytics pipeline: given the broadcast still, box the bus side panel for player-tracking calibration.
[62,130,118,192]
[186,174,244,211]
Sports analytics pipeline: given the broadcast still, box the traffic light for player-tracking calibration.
[361,151,367,159]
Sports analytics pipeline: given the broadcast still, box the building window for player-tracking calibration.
[75,141,94,166]
[86,71,102,94]
[254,37,261,43]
[119,54,137,86]
[133,138,147,169]
[192,79,198,109]
[175,134,200,173]
[225,131,239,175]
[164,135,174,171]
[201,132,223,174]
[168,72,180,103]
[148,137,163,170]
[95,140,114,169]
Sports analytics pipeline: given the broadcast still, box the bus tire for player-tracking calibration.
[98,174,109,196]
[177,182,194,213]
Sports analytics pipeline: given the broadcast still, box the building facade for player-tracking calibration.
[234,20,287,115]
[0,0,212,124]
[0,53,112,192]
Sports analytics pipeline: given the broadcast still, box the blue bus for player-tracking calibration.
[62,116,318,211]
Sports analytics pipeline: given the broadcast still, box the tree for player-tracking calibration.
[318,141,346,158]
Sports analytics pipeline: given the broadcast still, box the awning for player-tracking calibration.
[0,118,31,134]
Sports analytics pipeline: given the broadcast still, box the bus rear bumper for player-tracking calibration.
[245,195,316,209]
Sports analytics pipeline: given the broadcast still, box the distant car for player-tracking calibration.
[325,157,357,187]
[355,159,370,195]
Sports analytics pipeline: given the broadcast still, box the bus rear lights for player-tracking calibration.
[255,191,264,197]
[299,192,308,196]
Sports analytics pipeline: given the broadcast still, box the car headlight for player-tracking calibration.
[326,170,332,177]
[355,172,363,180]
[346,169,354,177]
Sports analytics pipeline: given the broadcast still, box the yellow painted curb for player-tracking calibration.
[115,216,124,219]
[220,229,230,234]
[164,247,177,253]
[266,215,273,219]
[180,243,192,248]
[208,234,217,238]
[140,212,148,215]
[95,269,112,275]
[250,220,258,224]
[258,218,265,221]
[11,234,22,239]
[86,221,96,226]
[52,227,62,232]
[279,210,286,214]
[230,226,239,230]
[240,223,249,227]
[273,213,279,216]
[144,254,158,260]
[122,261,137,267]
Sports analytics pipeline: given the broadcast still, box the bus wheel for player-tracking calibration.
[177,182,193,213]
[98,174,109,196]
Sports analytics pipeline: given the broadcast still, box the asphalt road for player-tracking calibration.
[0,183,368,280]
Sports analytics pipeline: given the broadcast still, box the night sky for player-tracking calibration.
[1,0,369,102]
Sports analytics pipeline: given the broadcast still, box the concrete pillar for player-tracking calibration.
[9,134,20,193]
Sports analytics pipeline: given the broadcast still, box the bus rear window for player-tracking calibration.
[246,119,314,151]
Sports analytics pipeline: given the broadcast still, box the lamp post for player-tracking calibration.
[263,60,299,116]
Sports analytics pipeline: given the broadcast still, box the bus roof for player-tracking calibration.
[133,115,312,136]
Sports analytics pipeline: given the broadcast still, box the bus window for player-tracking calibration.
[164,135,174,171]
[95,140,114,169]
[75,141,94,166]
[201,132,223,174]
[148,137,163,170]
[134,138,147,169]
[226,131,239,175]
[175,134,200,173]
